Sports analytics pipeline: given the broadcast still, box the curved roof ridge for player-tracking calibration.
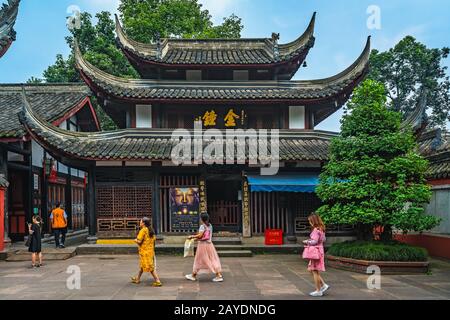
[115,12,316,66]
[0,0,20,58]
[75,37,369,90]
[278,12,316,57]
[19,97,334,163]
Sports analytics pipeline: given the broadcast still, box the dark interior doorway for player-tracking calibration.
[8,170,27,241]
[206,176,242,232]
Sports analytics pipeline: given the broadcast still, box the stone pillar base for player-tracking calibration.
[286,236,298,244]
[87,236,98,244]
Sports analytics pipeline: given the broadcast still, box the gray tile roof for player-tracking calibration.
[0,0,19,58]
[20,94,334,162]
[417,128,450,179]
[0,83,91,139]
[76,36,370,106]
[115,13,316,66]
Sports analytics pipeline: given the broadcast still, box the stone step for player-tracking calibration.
[218,250,253,258]
[75,244,303,255]
[215,245,246,251]
[213,237,242,245]
[6,248,76,262]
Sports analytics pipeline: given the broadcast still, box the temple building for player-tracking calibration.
[0,84,100,245]
[19,13,370,243]
[0,0,19,58]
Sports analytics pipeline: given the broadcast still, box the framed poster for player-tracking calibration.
[170,187,200,231]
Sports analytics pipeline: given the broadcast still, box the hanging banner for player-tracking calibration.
[170,187,200,231]
[199,177,207,214]
[242,179,251,238]
[48,161,57,183]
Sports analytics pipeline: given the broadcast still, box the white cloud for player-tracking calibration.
[373,24,427,51]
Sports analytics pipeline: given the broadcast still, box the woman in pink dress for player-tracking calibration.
[302,213,329,297]
[185,213,223,283]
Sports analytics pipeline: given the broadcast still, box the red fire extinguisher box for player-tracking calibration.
[265,229,283,245]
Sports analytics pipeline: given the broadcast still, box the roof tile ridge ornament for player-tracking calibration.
[271,32,280,60]
[0,0,20,58]
[402,86,429,134]
[155,31,161,60]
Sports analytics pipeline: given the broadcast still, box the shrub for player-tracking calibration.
[327,240,428,262]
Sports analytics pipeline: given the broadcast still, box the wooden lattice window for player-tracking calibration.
[96,185,152,219]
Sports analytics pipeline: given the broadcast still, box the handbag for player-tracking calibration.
[25,224,33,247]
[302,231,323,260]
[25,235,32,247]
[302,245,320,260]
[184,239,195,258]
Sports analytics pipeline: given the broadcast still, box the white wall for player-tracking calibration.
[289,106,305,129]
[426,186,450,234]
[136,105,152,128]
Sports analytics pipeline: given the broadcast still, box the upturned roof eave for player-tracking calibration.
[114,12,316,68]
[74,36,370,107]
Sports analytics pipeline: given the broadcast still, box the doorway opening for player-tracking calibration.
[206,176,242,233]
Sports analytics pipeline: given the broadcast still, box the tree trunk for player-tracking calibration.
[356,223,373,241]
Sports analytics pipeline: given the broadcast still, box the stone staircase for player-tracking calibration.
[213,236,253,258]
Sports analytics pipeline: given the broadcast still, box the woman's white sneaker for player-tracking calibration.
[320,284,330,294]
[212,277,224,283]
[185,274,197,281]
[309,291,323,297]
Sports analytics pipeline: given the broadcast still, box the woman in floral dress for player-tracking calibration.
[131,217,162,287]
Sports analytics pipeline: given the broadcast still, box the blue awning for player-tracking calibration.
[247,174,319,193]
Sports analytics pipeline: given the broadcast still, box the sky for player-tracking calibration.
[0,0,449,132]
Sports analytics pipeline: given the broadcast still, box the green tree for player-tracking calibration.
[316,80,440,241]
[37,0,244,83]
[119,0,243,41]
[33,1,244,130]
[369,36,450,127]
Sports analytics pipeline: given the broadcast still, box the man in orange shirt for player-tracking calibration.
[50,202,68,248]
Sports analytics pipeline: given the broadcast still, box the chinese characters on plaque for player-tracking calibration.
[195,109,247,128]
[242,180,251,238]
[199,178,207,214]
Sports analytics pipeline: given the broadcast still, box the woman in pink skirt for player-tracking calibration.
[302,213,329,297]
[185,213,223,283]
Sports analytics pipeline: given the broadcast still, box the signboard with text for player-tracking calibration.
[170,187,200,232]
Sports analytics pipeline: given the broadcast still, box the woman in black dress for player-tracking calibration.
[28,215,43,268]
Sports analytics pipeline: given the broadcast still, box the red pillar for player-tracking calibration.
[0,187,5,252]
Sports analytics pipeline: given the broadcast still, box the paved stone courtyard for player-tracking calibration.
[1,254,450,300]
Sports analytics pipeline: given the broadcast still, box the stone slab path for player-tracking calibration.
[1,255,449,300]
